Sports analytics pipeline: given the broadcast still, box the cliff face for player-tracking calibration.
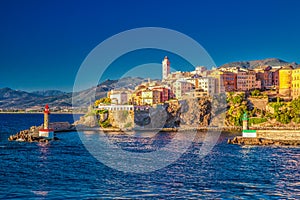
[180,97,211,127]
[74,115,99,127]
[106,98,212,129]
[109,110,134,129]
[74,97,214,129]
[134,106,168,129]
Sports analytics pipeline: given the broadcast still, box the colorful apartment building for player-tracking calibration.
[172,79,194,99]
[270,66,282,87]
[208,70,222,93]
[236,69,260,91]
[108,90,132,105]
[152,86,170,102]
[209,70,237,92]
[197,77,216,95]
[141,89,161,105]
[291,67,300,99]
[222,72,237,92]
[278,65,293,96]
[254,66,273,89]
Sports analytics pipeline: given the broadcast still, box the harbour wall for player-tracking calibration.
[256,130,300,140]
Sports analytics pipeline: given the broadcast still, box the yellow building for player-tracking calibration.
[141,89,161,105]
[279,66,293,96]
[292,68,300,99]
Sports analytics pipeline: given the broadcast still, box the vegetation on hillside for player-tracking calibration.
[226,92,248,126]
[94,97,111,107]
[267,98,300,124]
[226,91,300,126]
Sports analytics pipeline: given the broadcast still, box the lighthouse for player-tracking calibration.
[242,112,248,130]
[39,104,54,139]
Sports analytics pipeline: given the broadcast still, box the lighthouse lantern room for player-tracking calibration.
[39,104,54,139]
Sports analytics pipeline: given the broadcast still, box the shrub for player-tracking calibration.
[99,119,111,128]
[250,89,261,97]
[249,117,267,125]
[124,122,132,128]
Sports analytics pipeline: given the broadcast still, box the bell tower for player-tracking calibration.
[162,56,170,80]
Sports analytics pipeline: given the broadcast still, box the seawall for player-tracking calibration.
[256,130,300,140]
[228,129,300,146]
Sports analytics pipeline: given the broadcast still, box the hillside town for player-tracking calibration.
[98,56,300,110]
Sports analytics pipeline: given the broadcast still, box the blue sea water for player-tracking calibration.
[0,114,300,199]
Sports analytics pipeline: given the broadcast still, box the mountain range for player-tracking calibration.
[220,58,298,69]
[0,77,148,109]
[0,58,298,109]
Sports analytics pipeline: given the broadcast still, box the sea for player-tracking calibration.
[0,113,299,199]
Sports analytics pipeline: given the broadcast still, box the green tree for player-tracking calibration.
[250,89,261,97]
[94,97,111,107]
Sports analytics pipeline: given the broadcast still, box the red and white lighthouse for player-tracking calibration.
[39,104,54,139]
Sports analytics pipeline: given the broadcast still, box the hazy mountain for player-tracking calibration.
[220,58,297,69]
[31,90,66,97]
[0,77,149,109]
[0,87,39,100]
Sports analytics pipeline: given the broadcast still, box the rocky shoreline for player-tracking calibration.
[228,136,300,146]
[8,126,59,143]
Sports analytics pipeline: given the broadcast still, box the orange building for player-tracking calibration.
[254,66,273,89]
[236,69,260,91]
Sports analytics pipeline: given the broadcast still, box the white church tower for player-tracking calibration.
[162,56,170,80]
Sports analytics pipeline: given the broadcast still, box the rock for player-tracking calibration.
[228,136,300,146]
[8,127,58,143]
[53,137,59,141]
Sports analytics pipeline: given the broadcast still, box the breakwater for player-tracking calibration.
[8,122,73,142]
[228,129,300,145]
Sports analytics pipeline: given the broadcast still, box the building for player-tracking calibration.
[208,70,222,93]
[131,90,142,105]
[152,86,170,102]
[209,70,236,93]
[254,66,273,89]
[292,68,300,99]
[191,66,207,76]
[270,66,282,88]
[141,89,161,105]
[172,79,194,99]
[162,56,170,80]
[185,88,209,98]
[197,77,216,95]
[222,72,237,92]
[279,65,293,96]
[236,69,260,91]
[108,90,131,105]
[166,71,191,80]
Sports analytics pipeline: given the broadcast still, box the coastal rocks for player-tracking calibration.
[228,136,300,146]
[180,97,212,127]
[110,110,134,129]
[164,102,180,128]
[73,115,99,127]
[50,122,72,132]
[8,126,59,142]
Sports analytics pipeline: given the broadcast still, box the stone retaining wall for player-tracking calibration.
[256,130,300,140]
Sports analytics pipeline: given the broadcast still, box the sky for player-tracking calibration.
[0,0,300,91]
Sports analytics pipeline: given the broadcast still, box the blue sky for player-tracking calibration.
[0,0,300,91]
